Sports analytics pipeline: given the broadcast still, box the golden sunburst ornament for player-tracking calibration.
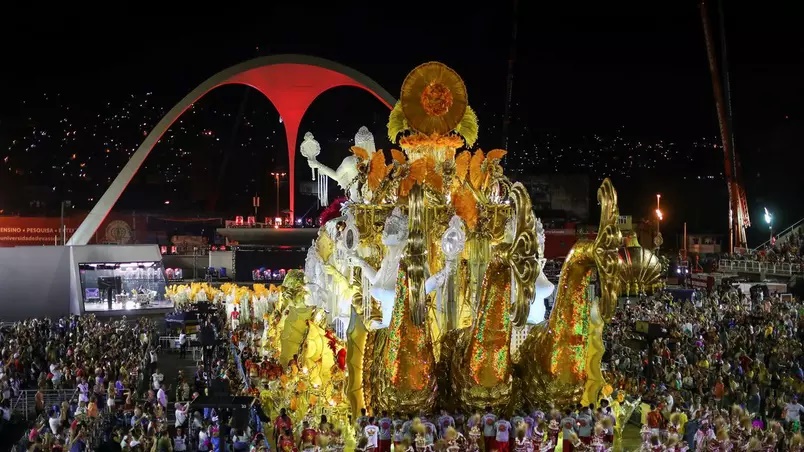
[400,62,468,136]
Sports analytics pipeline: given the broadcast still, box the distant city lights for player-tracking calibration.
[3,92,725,212]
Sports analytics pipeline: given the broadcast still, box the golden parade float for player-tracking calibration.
[181,62,664,449]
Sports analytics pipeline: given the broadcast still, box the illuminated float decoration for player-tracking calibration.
[266,62,660,422]
[619,232,666,296]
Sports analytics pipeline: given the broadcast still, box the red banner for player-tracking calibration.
[0,215,147,247]
[543,229,597,259]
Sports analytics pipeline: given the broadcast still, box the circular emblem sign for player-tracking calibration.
[105,220,132,244]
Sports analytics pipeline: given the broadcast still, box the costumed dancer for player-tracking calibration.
[790,434,804,452]
[539,441,555,452]
[547,415,560,452]
[354,437,369,452]
[409,419,431,452]
[730,416,751,445]
[511,413,525,435]
[300,420,318,450]
[468,423,482,452]
[599,410,614,446]
[414,432,432,452]
[761,433,777,452]
[532,419,546,447]
[707,426,730,452]
[279,427,297,452]
[640,423,653,444]
[566,432,587,452]
[513,426,534,452]
[398,438,415,452]
[743,437,762,452]
[444,427,467,452]
[524,414,536,439]
[589,425,610,452]
[665,435,690,452]
[600,414,616,447]
[329,427,345,452]
[640,434,663,452]
[694,420,715,451]
[317,429,332,451]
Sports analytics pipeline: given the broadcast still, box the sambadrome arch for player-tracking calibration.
[68,54,397,246]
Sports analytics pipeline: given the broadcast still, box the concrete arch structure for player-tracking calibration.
[69,54,397,246]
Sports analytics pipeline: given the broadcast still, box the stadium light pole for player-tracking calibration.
[270,172,287,220]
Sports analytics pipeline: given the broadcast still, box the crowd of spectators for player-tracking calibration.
[1,315,156,451]
[10,268,804,451]
[5,304,276,452]
[722,230,804,265]
[605,284,804,450]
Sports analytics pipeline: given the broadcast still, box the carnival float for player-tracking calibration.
[166,62,663,449]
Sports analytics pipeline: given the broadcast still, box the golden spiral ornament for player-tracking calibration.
[505,183,539,327]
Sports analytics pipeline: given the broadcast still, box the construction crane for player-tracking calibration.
[700,0,751,252]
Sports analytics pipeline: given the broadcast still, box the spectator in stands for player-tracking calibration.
[48,408,61,435]
[175,376,190,403]
[178,331,188,360]
[156,383,168,411]
[0,399,11,426]
[151,368,164,392]
[173,426,188,452]
[602,282,804,449]
[148,347,159,376]
[174,402,188,430]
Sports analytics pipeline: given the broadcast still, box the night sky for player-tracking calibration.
[0,2,802,245]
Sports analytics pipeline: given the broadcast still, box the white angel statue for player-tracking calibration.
[304,242,327,309]
[528,218,555,324]
[305,127,376,202]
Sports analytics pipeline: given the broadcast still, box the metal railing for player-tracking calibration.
[11,388,81,452]
[718,259,804,276]
[754,216,804,250]
[158,335,203,361]
[159,335,178,350]
[11,388,79,421]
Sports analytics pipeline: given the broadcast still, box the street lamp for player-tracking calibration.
[654,194,663,251]
[764,208,773,243]
[269,172,287,220]
[656,193,663,228]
